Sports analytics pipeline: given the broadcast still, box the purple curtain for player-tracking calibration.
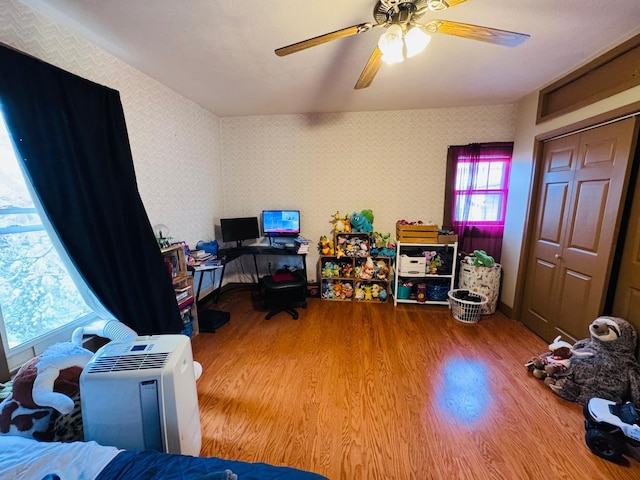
[449,142,513,263]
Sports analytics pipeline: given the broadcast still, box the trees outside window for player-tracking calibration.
[0,113,93,369]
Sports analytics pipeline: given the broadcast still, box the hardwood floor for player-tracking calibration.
[191,290,640,479]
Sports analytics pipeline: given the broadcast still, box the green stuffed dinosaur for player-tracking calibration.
[472,250,495,268]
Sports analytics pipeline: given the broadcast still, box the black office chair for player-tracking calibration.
[261,270,307,319]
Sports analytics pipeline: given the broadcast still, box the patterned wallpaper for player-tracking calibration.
[3,0,517,287]
[220,106,517,280]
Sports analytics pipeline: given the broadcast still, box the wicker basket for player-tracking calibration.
[447,289,488,324]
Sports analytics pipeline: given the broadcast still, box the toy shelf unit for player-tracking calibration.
[318,254,391,303]
[162,245,198,336]
[393,241,458,306]
[334,232,371,258]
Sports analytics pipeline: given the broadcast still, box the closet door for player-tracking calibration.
[521,117,637,342]
[612,143,640,335]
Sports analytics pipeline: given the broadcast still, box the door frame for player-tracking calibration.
[513,101,640,325]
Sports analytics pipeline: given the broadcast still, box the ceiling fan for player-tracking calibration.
[275,0,530,89]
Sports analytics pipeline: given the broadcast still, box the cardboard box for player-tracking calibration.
[437,234,458,244]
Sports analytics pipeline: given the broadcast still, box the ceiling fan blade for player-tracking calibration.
[354,46,383,90]
[275,23,372,57]
[425,20,530,47]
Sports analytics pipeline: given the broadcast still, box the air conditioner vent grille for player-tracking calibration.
[86,352,170,373]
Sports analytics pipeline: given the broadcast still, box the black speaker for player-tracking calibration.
[306,282,320,298]
[198,309,230,333]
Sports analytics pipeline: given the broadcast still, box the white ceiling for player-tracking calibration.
[21,0,640,117]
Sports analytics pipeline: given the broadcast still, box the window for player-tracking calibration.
[444,142,513,262]
[0,112,95,370]
[453,153,511,224]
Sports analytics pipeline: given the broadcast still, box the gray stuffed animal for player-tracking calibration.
[545,316,640,406]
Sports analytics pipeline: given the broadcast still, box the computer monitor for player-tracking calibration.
[261,210,300,237]
[220,217,260,248]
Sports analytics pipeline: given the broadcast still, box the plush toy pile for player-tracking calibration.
[526,316,640,406]
[0,342,93,442]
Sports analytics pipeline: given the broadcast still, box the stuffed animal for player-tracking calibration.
[370,232,382,254]
[359,257,375,280]
[318,236,334,256]
[379,245,396,259]
[363,285,373,301]
[424,251,441,274]
[322,261,334,278]
[322,281,335,299]
[379,288,388,302]
[360,209,374,224]
[343,216,352,233]
[539,316,640,406]
[374,259,389,281]
[341,263,353,278]
[525,335,592,381]
[333,281,343,299]
[350,211,373,233]
[0,342,93,441]
[471,250,495,268]
[333,211,351,233]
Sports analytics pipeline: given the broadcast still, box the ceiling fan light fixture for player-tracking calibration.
[427,0,449,12]
[378,24,404,64]
[405,26,431,58]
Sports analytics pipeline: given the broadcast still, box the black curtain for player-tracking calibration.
[0,45,182,334]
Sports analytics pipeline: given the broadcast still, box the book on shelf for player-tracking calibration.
[193,258,222,269]
[178,296,194,310]
[192,250,215,259]
[176,291,190,302]
[295,236,311,254]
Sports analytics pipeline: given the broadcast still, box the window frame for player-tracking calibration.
[443,143,513,230]
[452,155,511,226]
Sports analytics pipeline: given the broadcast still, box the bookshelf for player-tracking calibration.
[161,244,198,336]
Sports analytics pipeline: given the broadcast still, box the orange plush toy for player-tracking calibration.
[0,342,93,441]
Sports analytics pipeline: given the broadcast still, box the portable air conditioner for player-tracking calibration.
[80,334,201,456]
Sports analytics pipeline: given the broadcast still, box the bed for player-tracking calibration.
[0,435,328,480]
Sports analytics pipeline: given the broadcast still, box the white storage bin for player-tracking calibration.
[399,255,427,277]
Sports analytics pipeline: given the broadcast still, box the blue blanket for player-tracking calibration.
[95,450,328,480]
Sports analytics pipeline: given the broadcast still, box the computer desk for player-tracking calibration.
[209,246,307,303]
[190,263,223,305]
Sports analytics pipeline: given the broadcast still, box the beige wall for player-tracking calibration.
[219,107,517,280]
[501,85,640,313]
